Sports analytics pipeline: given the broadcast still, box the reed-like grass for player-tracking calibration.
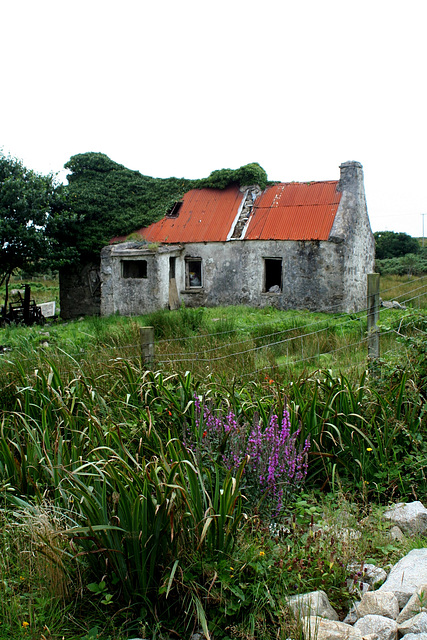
[0,282,426,638]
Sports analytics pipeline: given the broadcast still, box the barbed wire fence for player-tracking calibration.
[1,275,426,382]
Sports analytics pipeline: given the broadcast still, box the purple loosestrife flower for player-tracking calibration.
[188,398,310,516]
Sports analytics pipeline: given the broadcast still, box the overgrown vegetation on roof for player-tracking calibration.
[53,153,269,263]
[51,153,196,263]
[197,162,268,191]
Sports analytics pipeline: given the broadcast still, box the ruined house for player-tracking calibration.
[99,161,374,316]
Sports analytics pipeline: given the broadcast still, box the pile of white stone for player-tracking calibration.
[287,501,427,639]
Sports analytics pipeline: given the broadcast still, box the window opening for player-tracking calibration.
[264,258,282,292]
[186,259,202,288]
[166,201,183,218]
[122,260,147,279]
[169,257,176,280]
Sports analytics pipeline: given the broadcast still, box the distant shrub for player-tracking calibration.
[374,231,420,259]
[375,254,427,275]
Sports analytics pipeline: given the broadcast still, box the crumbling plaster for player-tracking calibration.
[100,244,184,316]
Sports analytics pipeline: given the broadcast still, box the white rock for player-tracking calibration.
[398,612,427,636]
[383,501,427,536]
[353,614,398,640]
[303,616,362,639]
[346,579,370,598]
[389,525,405,541]
[400,634,427,640]
[347,563,387,588]
[398,584,427,623]
[355,591,399,619]
[343,602,360,625]
[378,548,427,607]
[362,564,387,588]
[287,591,339,621]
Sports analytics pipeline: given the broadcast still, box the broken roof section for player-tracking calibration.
[120,180,342,244]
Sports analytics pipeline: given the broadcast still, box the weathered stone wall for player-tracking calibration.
[99,161,375,317]
[59,262,101,319]
[178,239,346,312]
[101,239,348,315]
[101,244,183,316]
[330,162,376,312]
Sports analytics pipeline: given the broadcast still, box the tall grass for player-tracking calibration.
[0,285,426,638]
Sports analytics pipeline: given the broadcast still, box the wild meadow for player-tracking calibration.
[0,274,426,640]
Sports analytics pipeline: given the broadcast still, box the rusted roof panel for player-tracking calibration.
[138,186,244,243]
[120,180,342,244]
[245,181,341,241]
[246,203,339,240]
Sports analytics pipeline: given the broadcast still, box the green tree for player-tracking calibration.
[0,152,72,312]
[374,231,420,259]
[57,152,196,263]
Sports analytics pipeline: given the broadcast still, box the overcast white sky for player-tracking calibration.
[1,0,426,237]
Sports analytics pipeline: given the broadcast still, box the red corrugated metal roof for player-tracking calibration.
[246,181,341,241]
[127,180,342,243]
[136,186,244,243]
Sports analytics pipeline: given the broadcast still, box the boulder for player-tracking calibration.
[398,612,427,636]
[346,562,386,596]
[353,614,398,640]
[287,590,339,621]
[383,502,427,536]
[397,584,427,623]
[355,591,399,619]
[303,616,362,639]
[389,525,405,541]
[343,602,361,625]
[378,549,427,607]
[359,563,387,588]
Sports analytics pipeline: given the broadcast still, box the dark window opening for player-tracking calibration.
[186,259,202,288]
[166,201,183,218]
[169,257,176,280]
[264,258,282,292]
[122,260,147,279]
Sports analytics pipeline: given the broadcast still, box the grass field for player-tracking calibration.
[0,273,426,640]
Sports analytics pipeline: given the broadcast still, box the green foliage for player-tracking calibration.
[0,299,427,637]
[56,152,196,263]
[0,152,73,307]
[0,505,76,640]
[374,230,420,259]
[396,314,427,396]
[144,304,206,339]
[198,162,268,191]
[375,253,427,276]
[57,153,269,265]
[289,369,426,499]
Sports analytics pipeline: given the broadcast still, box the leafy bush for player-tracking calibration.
[374,231,420,259]
[198,162,268,190]
[376,253,427,276]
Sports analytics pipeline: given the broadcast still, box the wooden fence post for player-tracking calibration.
[367,273,380,362]
[140,326,155,368]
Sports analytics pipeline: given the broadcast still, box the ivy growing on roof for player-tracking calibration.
[54,153,268,263]
[197,162,268,191]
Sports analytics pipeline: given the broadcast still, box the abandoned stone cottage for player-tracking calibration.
[98,161,374,317]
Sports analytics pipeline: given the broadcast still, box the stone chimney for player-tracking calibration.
[338,161,364,196]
